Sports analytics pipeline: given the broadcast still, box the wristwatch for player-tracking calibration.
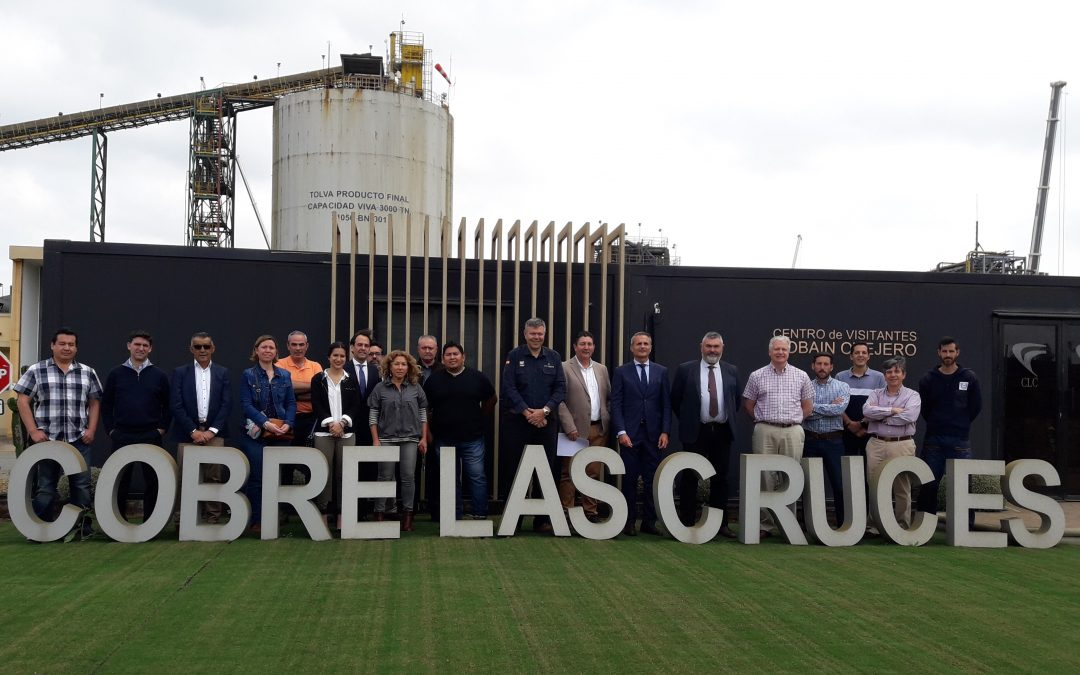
[543,406,551,417]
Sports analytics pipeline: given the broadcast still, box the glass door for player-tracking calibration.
[998,319,1080,497]
[1066,324,1080,495]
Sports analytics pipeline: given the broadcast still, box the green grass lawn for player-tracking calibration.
[1,518,1077,673]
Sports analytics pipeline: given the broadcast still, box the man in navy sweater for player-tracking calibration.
[101,330,172,521]
[916,336,982,517]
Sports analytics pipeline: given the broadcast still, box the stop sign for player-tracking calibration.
[0,351,11,392]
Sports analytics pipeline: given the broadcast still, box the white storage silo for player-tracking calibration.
[271,68,453,255]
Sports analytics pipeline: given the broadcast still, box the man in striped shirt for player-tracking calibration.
[742,335,814,538]
[802,353,850,527]
[862,356,922,529]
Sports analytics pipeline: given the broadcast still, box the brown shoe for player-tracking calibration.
[402,511,415,532]
[250,523,262,535]
[375,512,385,522]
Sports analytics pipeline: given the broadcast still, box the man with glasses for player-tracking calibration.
[171,332,232,524]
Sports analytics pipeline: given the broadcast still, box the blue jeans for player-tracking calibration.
[241,435,291,525]
[33,439,92,519]
[804,436,846,526]
[437,437,488,519]
[917,435,972,521]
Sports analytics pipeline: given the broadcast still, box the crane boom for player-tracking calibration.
[1027,80,1067,274]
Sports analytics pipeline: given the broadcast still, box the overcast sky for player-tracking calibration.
[1,0,1077,291]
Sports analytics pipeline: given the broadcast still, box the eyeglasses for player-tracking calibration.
[192,344,213,350]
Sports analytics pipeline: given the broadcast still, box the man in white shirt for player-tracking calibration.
[557,331,611,523]
[170,332,231,524]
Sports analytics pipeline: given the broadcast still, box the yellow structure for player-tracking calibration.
[389,30,430,97]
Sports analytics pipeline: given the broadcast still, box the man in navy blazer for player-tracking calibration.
[349,329,382,519]
[670,331,739,538]
[170,331,232,524]
[611,331,671,536]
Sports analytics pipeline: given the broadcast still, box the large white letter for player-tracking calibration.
[653,451,721,544]
[340,445,399,540]
[801,456,866,546]
[9,441,88,542]
[946,459,1006,548]
[1002,459,1064,549]
[95,444,178,543]
[497,445,569,537]
[260,446,331,541]
[869,455,936,546]
[567,446,627,540]
[738,453,807,545]
[438,445,493,538]
[179,446,251,542]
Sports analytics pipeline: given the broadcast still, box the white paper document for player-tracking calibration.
[557,433,589,457]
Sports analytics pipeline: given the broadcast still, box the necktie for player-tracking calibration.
[357,363,367,396]
[708,365,719,418]
[638,363,648,389]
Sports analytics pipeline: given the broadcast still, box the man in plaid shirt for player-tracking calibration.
[742,335,814,538]
[14,327,103,521]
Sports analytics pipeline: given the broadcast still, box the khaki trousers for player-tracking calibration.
[559,424,607,516]
[313,434,356,514]
[751,423,805,530]
[866,437,917,528]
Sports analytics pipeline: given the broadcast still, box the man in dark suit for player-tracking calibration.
[611,331,670,536]
[170,331,231,524]
[349,329,382,519]
[670,331,739,538]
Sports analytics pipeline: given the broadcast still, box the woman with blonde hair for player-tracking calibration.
[239,334,296,533]
[368,350,428,532]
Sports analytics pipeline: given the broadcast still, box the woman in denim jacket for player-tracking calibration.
[240,334,296,533]
[368,350,428,532]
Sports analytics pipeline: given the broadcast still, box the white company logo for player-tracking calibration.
[1011,342,1048,377]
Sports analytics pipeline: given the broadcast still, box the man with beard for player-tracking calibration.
[670,331,738,538]
[916,337,982,520]
[802,353,850,527]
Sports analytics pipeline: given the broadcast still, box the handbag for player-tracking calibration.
[263,417,295,441]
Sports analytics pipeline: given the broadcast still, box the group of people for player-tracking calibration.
[498,322,982,540]
[13,321,981,541]
[13,327,496,537]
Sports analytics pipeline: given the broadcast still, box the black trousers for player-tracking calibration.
[110,428,164,520]
[499,413,559,527]
[678,422,733,527]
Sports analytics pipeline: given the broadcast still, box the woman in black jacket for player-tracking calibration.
[311,341,363,529]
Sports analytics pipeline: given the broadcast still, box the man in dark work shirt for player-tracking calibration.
[424,341,497,520]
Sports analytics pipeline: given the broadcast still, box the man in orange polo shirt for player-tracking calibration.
[276,330,324,445]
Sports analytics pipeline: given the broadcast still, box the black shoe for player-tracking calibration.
[622,524,637,537]
[640,522,662,536]
[717,526,737,539]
